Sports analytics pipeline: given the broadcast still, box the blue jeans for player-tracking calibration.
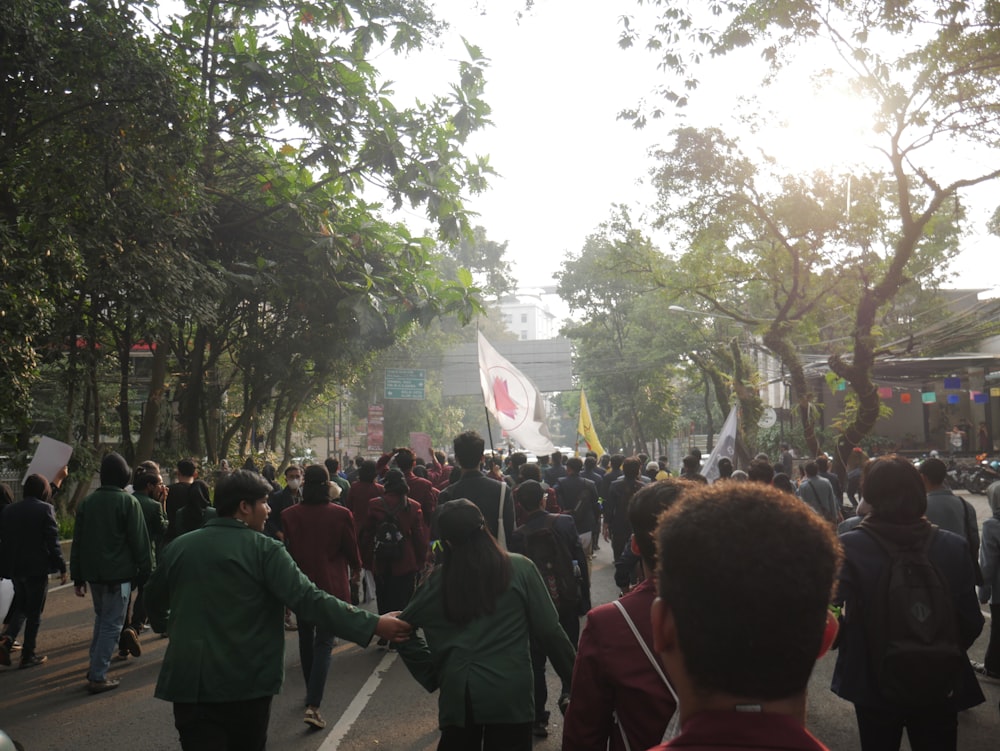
[88,582,131,681]
[297,621,335,707]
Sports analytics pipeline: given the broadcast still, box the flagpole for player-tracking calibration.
[478,324,497,458]
[484,404,497,457]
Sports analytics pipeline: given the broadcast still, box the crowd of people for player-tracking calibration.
[1,434,998,751]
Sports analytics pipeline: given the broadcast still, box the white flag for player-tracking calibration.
[478,332,556,455]
[703,407,738,484]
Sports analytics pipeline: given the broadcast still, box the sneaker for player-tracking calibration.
[532,720,549,738]
[121,627,142,657]
[304,708,326,729]
[86,678,121,694]
[19,654,48,669]
[971,660,1000,682]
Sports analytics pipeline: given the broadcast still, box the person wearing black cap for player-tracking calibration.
[70,452,153,694]
[398,499,576,751]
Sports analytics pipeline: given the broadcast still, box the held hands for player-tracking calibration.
[374,611,412,643]
[74,583,87,597]
[59,572,69,585]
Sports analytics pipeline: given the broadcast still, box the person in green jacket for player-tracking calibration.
[398,499,576,751]
[115,468,169,661]
[71,452,153,694]
[145,469,411,751]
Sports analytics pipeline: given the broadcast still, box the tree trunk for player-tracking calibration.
[135,339,169,462]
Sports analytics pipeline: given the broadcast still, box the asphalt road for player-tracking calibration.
[1,491,997,750]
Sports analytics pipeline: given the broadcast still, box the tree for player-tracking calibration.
[1,0,208,448]
[624,1,1000,473]
[556,209,681,453]
[155,0,493,461]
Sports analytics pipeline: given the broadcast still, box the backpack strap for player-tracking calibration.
[612,599,681,744]
[497,481,507,550]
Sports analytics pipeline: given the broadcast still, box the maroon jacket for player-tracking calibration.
[403,470,439,532]
[345,480,382,566]
[281,501,360,602]
[363,492,427,577]
[426,458,453,491]
[563,579,677,751]
[648,710,829,750]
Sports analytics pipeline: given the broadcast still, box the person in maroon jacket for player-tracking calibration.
[562,479,690,750]
[345,460,383,571]
[282,464,362,730]
[648,482,841,751]
[363,470,427,630]
[394,448,439,552]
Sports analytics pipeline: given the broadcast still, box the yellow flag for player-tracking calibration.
[578,389,606,457]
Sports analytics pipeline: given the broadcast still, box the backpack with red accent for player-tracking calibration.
[860,525,966,706]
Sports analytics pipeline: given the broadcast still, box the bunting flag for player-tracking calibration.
[577,389,606,458]
[703,407,739,484]
[477,331,556,455]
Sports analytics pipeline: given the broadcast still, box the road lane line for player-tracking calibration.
[319,650,398,750]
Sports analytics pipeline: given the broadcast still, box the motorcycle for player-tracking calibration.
[965,455,1000,494]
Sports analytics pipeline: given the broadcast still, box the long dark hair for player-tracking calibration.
[441,528,512,626]
[180,480,211,532]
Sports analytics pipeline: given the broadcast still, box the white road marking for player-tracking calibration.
[318,650,399,750]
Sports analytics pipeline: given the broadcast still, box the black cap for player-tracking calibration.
[436,499,485,542]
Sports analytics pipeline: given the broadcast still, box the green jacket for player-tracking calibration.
[70,485,153,586]
[134,492,167,567]
[145,517,379,704]
[398,553,576,728]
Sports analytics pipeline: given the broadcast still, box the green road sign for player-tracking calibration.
[385,368,425,400]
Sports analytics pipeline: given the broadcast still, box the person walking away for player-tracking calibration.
[648,482,841,751]
[796,461,841,528]
[563,479,689,750]
[345,459,383,604]
[71,452,153,693]
[395,447,439,551]
[831,455,984,750]
[603,458,643,564]
[510,480,590,738]
[398,499,576,751]
[919,457,982,586]
[115,469,168,661]
[976,481,1000,681]
[0,474,68,668]
[364,470,426,632]
[165,458,200,543]
[282,464,361,729]
[554,457,601,575]
[438,431,513,547]
[145,469,410,750]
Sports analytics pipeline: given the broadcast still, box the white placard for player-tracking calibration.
[23,436,74,485]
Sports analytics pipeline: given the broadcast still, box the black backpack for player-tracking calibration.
[373,498,407,563]
[860,525,966,706]
[521,515,579,613]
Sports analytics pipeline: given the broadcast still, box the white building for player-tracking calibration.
[498,288,560,340]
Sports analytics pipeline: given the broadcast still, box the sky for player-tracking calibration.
[375,0,1000,298]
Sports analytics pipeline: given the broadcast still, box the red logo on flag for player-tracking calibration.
[493,376,519,419]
